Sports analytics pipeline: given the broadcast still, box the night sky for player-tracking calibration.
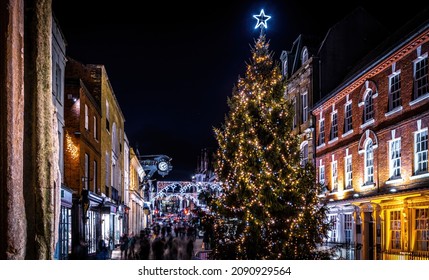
[52,0,422,180]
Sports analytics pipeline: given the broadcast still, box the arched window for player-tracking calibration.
[364,90,373,123]
[300,141,309,166]
[364,139,374,184]
[301,47,308,63]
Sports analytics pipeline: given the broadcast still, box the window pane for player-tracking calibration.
[345,104,352,132]
[365,140,374,183]
[390,210,401,250]
[414,57,428,99]
[331,113,338,140]
[390,139,401,178]
[319,119,325,145]
[364,91,373,122]
[415,130,428,174]
[389,74,401,110]
[415,209,429,251]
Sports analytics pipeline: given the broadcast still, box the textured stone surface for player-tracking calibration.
[0,0,26,260]
[23,0,59,260]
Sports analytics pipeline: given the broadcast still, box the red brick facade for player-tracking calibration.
[64,74,101,196]
[314,41,429,197]
[313,23,429,260]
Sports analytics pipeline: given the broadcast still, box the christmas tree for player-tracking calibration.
[212,34,331,260]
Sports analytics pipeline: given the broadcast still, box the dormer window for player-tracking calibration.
[301,47,308,63]
[283,60,288,77]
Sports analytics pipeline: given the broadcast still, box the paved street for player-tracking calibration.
[110,238,204,260]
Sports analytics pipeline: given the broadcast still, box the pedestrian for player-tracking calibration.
[128,233,136,259]
[203,231,210,250]
[120,233,129,260]
[72,238,88,260]
[174,223,179,237]
[185,237,194,260]
[152,235,165,260]
[96,237,108,260]
[138,235,151,260]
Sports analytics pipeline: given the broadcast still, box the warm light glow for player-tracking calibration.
[65,131,79,161]
[211,35,329,260]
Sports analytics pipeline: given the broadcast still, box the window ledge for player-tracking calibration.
[385,178,404,185]
[409,93,429,106]
[385,106,403,117]
[342,129,354,138]
[360,119,375,129]
[328,137,338,145]
[410,172,429,180]
[362,183,375,188]
[344,187,353,192]
[316,143,326,150]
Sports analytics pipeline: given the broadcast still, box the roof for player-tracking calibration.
[313,6,429,111]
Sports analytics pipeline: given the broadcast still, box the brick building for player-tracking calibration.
[313,10,429,260]
[64,59,103,258]
[281,8,385,166]
[98,64,126,245]
[52,15,73,260]
[128,147,147,234]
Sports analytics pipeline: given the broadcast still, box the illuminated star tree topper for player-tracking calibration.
[253,9,271,32]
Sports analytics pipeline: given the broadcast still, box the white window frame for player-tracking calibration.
[364,139,374,185]
[319,161,325,186]
[388,71,402,111]
[363,89,374,123]
[414,128,428,175]
[330,111,338,142]
[301,47,308,63]
[328,215,337,243]
[389,138,401,179]
[345,154,352,190]
[413,53,428,100]
[415,208,429,251]
[318,118,325,147]
[390,210,401,250]
[283,60,288,77]
[344,214,353,244]
[331,160,338,192]
[344,102,353,134]
[301,91,308,123]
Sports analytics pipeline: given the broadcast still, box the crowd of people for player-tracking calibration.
[97,220,203,260]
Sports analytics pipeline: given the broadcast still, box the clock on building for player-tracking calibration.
[157,160,169,172]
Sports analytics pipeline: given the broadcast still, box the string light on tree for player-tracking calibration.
[207,9,332,260]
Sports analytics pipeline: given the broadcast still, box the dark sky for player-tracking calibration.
[52,0,422,180]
